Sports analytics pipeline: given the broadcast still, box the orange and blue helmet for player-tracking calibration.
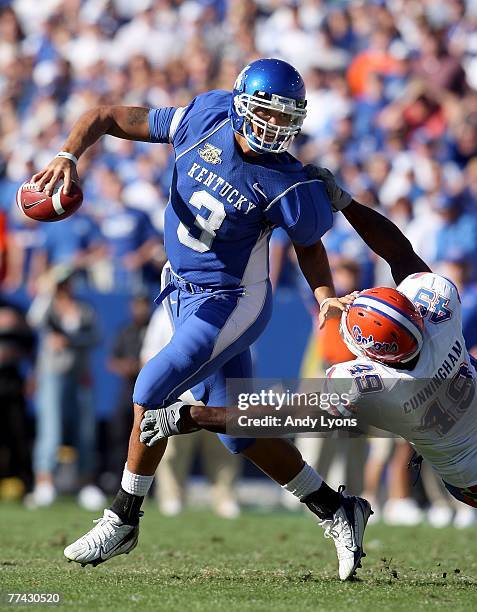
[341,287,424,365]
[230,58,307,154]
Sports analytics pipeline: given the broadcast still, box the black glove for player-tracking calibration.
[305,165,353,212]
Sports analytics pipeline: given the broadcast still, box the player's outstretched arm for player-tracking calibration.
[294,240,355,328]
[342,200,431,284]
[304,165,430,284]
[32,106,150,195]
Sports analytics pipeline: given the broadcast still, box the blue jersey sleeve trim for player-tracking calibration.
[169,107,186,141]
[264,179,322,211]
[264,179,333,246]
[148,107,180,143]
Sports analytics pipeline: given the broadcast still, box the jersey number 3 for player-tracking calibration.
[177,190,226,252]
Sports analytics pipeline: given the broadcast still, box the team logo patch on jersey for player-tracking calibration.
[199,143,222,165]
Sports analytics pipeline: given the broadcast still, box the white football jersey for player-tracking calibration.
[326,273,477,488]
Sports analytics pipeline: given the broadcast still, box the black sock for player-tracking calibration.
[110,488,144,525]
[301,482,342,520]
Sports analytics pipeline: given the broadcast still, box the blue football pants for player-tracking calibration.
[133,268,272,453]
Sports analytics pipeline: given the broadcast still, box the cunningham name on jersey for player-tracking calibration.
[326,272,477,489]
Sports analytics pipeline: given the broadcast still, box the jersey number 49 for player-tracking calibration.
[416,363,475,436]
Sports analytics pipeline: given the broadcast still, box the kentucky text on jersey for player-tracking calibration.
[187,162,257,215]
[148,89,333,288]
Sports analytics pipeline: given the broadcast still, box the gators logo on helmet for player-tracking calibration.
[341,287,424,364]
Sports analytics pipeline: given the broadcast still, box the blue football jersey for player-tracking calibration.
[149,90,333,288]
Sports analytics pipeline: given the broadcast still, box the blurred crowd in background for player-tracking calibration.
[1,0,477,527]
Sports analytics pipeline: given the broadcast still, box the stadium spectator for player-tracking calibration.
[0,296,35,498]
[0,211,7,282]
[347,29,402,97]
[362,438,425,526]
[3,212,45,295]
[34,212,105,291]
[93,168,163,293]
[106,293,152,487]
[434,197,477,280]
[439,255,477,357]
[26,266,103,509]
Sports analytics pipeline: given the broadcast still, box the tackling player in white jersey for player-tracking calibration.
[328,271,477,507]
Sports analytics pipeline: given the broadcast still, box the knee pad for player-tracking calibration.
[217,433,255,454]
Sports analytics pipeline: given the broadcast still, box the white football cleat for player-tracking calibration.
[320,487,372,581]
[64,509,140,567]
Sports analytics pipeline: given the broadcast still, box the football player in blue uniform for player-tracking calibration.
[33,59,424,580]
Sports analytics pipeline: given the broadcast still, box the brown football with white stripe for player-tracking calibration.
[16,180,83,222]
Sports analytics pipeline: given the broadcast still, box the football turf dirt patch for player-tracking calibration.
[1,500,476,611]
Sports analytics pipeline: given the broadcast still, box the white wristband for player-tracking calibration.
[319,297,335,310]
[56,151,78,165]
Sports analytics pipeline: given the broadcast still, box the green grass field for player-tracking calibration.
[1,500,476,611]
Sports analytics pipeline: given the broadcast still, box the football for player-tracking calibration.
[16,180,83,222]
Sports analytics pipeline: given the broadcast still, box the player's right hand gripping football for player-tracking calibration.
[31,156,79,197]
